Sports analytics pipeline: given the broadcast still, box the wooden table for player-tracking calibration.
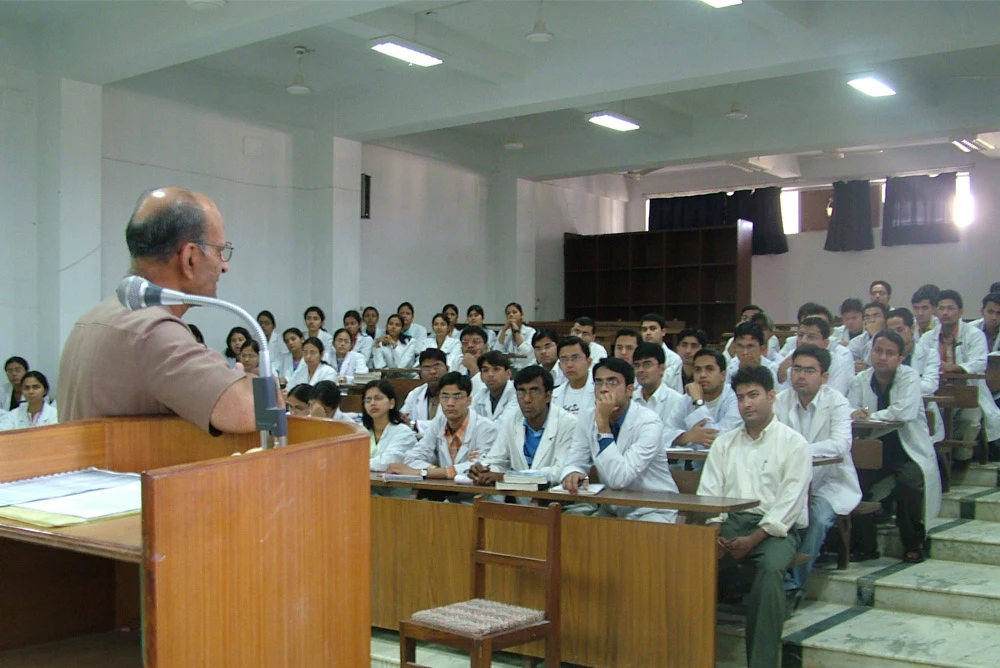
[852,419,904,432]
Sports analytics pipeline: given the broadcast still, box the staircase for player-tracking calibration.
[718,461,1000,668]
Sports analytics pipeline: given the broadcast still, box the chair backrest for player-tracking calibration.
[936,383,978,409]
[470,499,561,625]
[851,439,883,470]
[672,469,701,495]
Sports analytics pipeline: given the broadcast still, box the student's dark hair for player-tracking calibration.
[332,328,350,345]
[869,280,892,296]
[360,380,404,429]
[911,284,940,306]
[733,321,765,346]
[750,311,774,330]
[573,316,596,329]
[417,348,448,366]
[797,302,833,323]
[693,348,726,370]
[477,350,511,371]
[792,344,831,374]
[397,301,415,314]
[677,327,707,347]
[304,306,326,323]
[504,301,524,315]
[125,188,207,263]
[343,310,362,324]
[740,304,762,316]
[287,383,315,404]
[188,324,205,345]
[311,380,342,412]
[613,328,640,348]
[302,336,326,357]
[385,314,411,343]
[239,339,260,353]
[937,289,963,309]
[224,326,253,359]
[532,328,560,347]
[872,330,905,355]
[592,357,635,385]
[467,304,485,318]
[887,307,914,328]
[431,313,449,329]
[21,370,49,395]
[362,305,379,318]
[514,365,554,393]
[556,336,590,359]
[799,316,831,340]
[990,282,1000,295]
[863,301,889,318]
[442,303,459,317]
[840,298,864,315]
[256,310,276,326]
[633,342,665,364]
[639,312,666,328]
[460,325,488,344]
[731,364,774,393]
[438,371,473,396]
[983,292,1000,309]
[282,327,304,340]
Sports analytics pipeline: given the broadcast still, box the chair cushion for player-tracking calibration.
[409,598,545,637]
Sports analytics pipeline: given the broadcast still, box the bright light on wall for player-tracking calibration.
[780,189,800,234]
[954,172,973,228]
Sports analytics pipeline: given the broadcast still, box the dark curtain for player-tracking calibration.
[647,192,727,230]
[824,180,874,252]
[727,187,788,255]
[882,173,960,246]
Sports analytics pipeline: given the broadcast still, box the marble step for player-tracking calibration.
[940,485,1000,521]
[854,516,998,563]
[950,461,1000,488]
[809,556,1000,624]
[718,600,1000,668]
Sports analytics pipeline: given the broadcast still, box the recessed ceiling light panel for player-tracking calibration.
[847,76,896,97]
[587,112,640,132]
[369,36,443,67]
[700,0,743,8]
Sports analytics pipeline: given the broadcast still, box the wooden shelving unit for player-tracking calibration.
[563,221,752,342]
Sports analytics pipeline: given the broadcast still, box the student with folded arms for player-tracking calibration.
[494,302,535,370]
[343,310,374,366]
[423,313,462,368]
[374,314,419,370]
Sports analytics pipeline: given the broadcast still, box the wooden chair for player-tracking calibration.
[929,384,983,491]
[835,439,884,569]
[399,499,562,668]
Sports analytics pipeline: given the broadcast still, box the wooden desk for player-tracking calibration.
[341,375,424,412]
[988,355,1000,393]
[852,419,904,432]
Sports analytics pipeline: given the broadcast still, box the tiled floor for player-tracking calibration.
[371,628,529,667]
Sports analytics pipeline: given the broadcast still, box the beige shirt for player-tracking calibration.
[57,296,244,432]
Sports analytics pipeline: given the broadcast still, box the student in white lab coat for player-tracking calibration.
[223,326,252,370]
[774,345,860,596]
[442,303,462,340]
[723,305,779,363]
[256,310,288,363]
[775,317,854,397]
[910,285,941,338]
[275,328,305,390]
[451,326,491,391]
[848,331,941,563]
[374,314,419,370]
[286,337,339,387]
[285,383,314,417]
[1,356,29,415]
[363,380,417,498]
[531,328,567,387]
[848,302,888,371]
[676,328,707,390]
[303,306,334,358]
[969,292,1000,355]
[343,310,374,367]
[638,313,683,393]
[0,371,58,431]
[669,349,742,465]
[470,351,519,423]
[329,328,370,382]
[831,298,865,347]
[776,302,838,359]
[726,322,779,388]
[308,380,356,422]
[569,317,607,362]
[401,349,450,429]
[362,306,384,343]
[494,302,535,370]
[887,308,943,443]
[465,305,498,348]
[237,340,268,378]
[397,301,428,344]
[423,313,462,368]
[550,337,594,417]
[631,343,687,450]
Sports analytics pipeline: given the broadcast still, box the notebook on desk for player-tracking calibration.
[549,483,605,496]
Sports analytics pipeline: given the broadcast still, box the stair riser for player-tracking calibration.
[874,587,1000,625]
[941,498,1000,522]
[951,468,1000,487]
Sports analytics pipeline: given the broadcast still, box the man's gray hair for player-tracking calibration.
[125,188,207,263]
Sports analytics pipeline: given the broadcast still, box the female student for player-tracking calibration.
[374,314,419,369]
[285,383,314,417]
[286,337,338,387]
[329,328,370,382]
[494,302,536,369]
[363,380,416,498]
[303,306,334,358]
[424,313,462,368]
[308,380,352,421]
[223,327,252,370]
[362,306,383,341]
[442,303,462,339]
[1,356,29,414]
[465,305,498,348]
[343,310,374,366]
[276,328,305,389]
[397,302,428,343]
[256,310,285,354]
[0,371,58,430]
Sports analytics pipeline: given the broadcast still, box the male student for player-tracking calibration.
[749,311,782,362]
[831,298,865,346]
[551,336,594,416]
[886,308,943,443]
[697,365,812,668]
[774,345,860,604]
[910,284,941,337]
[848,301,888,370]
[726,322,779,386]
[671,349,742,462]
[532,328,566,386]
[569,317,608,362]
[451,325,491,393]
[869,279,892,306]
[775,316,853,397]
[969,292,1000,355]
[724,305,778,363]
[918,289,1000,456]
[559,357,679,523]
[676,327,707,388]
[639,313,684,392]
[611,328,641,364]
[777,302,839,358]
[631,343,687,449]
[401,349,450,428]
[471,351,519,423]
[470,366,578,486]
[848,331,941,563]
[396,372,499,481]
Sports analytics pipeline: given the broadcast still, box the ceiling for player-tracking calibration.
[4,0,1000,181]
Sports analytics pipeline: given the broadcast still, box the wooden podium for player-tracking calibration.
[0,416,370,667]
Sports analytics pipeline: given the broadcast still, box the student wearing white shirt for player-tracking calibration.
[639,313,684,393]
[401,349,450,428]
[1,356,29,415]
[286,337,339,387]
[670,349,742,460]
[471,351,519,423]
[631,343,687,449]
[471,365,578,487]
[910,284,941,338]
[749,311,782,363]
[869,279,892,307]
[775,317,853,397]
[450,326,490,395]
[223,326,251,370]
[698,365,811,668]
[774,345,860,601]
[676,328,707,390]
[363,380,417,498]
[531,328,567,387]
[494,302,536,370]
[303,306,334,355]
[550,337,594,416]
[971,292,1000,355]
[464,305,498,348]
[237,340,267,377]
[611,328,641,364]
[285,383,314,417]
[887,308,943,443]
[275,328,305,390]
[560,357,679,523]
[397,301,428,344]
[362,306,384,342]
[256,310,287,362]
[343,310,374,367]
[776,302,837,359]
[424,313,462,368]
[374,314,419,370]
[0,371,58,431]
[831,298,865,347]
[308,380,352,421]
[723,305,779,364]
[442,303,462,340]
[726,322,780,388]
[329,328,370,382]
[849,331,941,564]
[569,317,607,362]
[848,302,888,371]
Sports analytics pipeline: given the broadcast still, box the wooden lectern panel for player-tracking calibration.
[0,420,106,483]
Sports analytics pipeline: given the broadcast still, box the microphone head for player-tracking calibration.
[117,275,164,310]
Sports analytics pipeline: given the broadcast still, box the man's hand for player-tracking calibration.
[717,536,731,560]
[469,463,504,485]
[942,362,965,374]
[561,472,589,494]
[851,408,871,421]
[854,360,869,373]
[595,392,617,432]
[680,418,718,447]
[462,352,478,372]
[386,462,420,475]
[777,355,793,383]
[726,530,766,560]
[685,382,704,402]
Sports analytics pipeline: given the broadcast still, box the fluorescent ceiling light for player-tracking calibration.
[700,0,743,7]
[847,76,896,97]
[587,112,640,132]
[369,36,442,67]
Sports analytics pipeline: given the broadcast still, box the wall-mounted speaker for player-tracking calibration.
[360,173,371,219]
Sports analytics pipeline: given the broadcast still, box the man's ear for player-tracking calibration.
[177,241,199,279]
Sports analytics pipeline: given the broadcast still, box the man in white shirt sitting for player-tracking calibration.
[471,351,519,423]
[775,316,853,397]
[671,349,742,466]
[611,328,641,364]
[774,344,859,606]
[676,327,707,389]
[910,284,941,338]
[551,336,594,416]
[559,357,679,523]
[886,308,942,443]
[631,342,687,449]
[531,328,566,387]
[727,322,779,387]
[639,313,684,392]
[401,349,450,430]
[848,301,888,371]
[831,298,864,347]
[569,317,608,362]
[697,365,812,668]
[451,326,491,393]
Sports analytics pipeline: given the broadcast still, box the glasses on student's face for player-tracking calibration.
[202,241,234,262]
[558,353,586,365]
[239,353,258,364]
[593,377,623,389]
[862,314,883,322]
[439,392,467,402]
[633,360,659,371]
[515,387,546,398]
[419,362,447,372]
[791,365,821,375]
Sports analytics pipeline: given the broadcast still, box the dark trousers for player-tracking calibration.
[854,432,926,554]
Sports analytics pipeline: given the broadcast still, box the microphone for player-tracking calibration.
[116,275,287,448]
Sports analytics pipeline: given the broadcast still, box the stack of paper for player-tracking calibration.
[0,468,141,527]
[496,470,548,491]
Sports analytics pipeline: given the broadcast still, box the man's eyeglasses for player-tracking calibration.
[515,387,546,398]
[202,241,234,262]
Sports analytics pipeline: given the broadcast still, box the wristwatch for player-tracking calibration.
[420,469,429,478]
[597,432,614,441]
[692,399,705,407]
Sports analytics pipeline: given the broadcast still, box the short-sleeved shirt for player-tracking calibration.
[57,296,244,432]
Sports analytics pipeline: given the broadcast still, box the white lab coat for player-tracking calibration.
[287,362,339,388]
[0,382,17,415]
[330,351,369,380]
[723,335,780,364]
[660,344,684,394]
[669,385,742,450]
[374,338,419,369]
[493,324,536,370]
[632,383,687,450]
[847,366,942,521]
[550,379,595,417]
[423,336,462,369]
[726,355,779,388]
[918,320,1000,441]
[482,405,579,484]
[560,403,679,523]
[0,401,59,431]
[402,383,437,427]
[471,381,520,423]
[905,342,943,443]
[532,363,566,388]
[848,331,873,363]
[774,385,861,516]
[369,421,418,471]
[275,355,302,384]
[405,409,499,475]
[404,323,428,343]
[774,345,854,398]
[587,341,608,363]
[352,334,374,368]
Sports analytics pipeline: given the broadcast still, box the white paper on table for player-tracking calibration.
[17,480,142,519]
